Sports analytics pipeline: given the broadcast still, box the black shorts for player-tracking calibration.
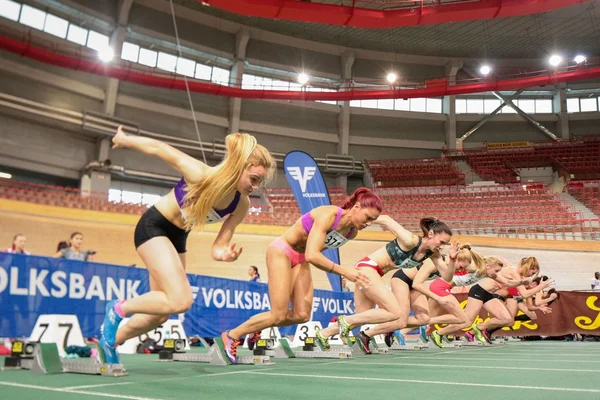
[491,293,506,302]
[134,206,190,253]
[468,284,495,304]
[392,269,413,289]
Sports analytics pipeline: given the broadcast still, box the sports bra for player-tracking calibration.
[301,207,355,249]
[386,236,434,269]
[173,177,241,223]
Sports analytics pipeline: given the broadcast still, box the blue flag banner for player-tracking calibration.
[283,150,342,291]
[0,253,354,338]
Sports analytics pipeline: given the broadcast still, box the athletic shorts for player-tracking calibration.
[430,278,453,297]
[392,269,413,289]
[468,284,495,304]
[491,293,506,302]
[269,238,306,267]
[507,287,520,298]
[355,257,384,277]
[134,206,190,253]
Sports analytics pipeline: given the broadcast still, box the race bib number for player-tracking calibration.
[400,258,421,269]
[205,209,223,224]
[324,230,349,249]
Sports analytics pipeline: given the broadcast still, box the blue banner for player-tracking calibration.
[0,253,353,338]
[283,150,342,291]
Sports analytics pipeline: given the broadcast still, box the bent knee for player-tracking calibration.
[416,315,430,326]
[168,294,193,314]
[293,310,311,324]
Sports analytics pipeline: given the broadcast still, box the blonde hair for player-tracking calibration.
[518,256,540,277]
[483,256,505,271]
[182,133,276,230]
[456,244,486,276]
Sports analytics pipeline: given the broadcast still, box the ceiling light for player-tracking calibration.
[98,46,115,63]
[574,55,587,64]
[480,65,491,75]
[297,73,309,85]
[549,55,562,67]
[386,73,397,84]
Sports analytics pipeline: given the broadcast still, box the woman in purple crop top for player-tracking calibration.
[218,188,383,364]
[98,126,275,364]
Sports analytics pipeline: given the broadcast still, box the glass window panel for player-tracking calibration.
[535,99,553,114]
[211,66,230,86]
[361,99,378,109]
[0,0,21,21]
[289,82,302,91]
[378,99,394,110]
[176,57,195,77]
[19,5,45,30]
[502,103,518,113]
[86,30,109,52]
[195,63,212,80]
[466,99,484,114]
[142,194,161,207]
[108,189,121,203]
[426,98,442,113]
[157,52,177,72]
[66,24,88,46]
[484,99,502,114]
[566,98,580,113]
[271,80,289,90]
[394,98,410,111]
[121,42,139,63]
[580,97,597,112]
[121,191,142,204]
[349,100,361,108]
[43,13,68,38]
[456,99,467,114]
[242,74,255,89]
[410,98,427,112]
[138,48,157,67]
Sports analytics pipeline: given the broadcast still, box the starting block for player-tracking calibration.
[441,336,463,348]
[455,337,485,346]
[492,338,506,345]
[390,334,428,350]
[159,338,274,366]
[2,340,36,371]
[273,337,352,359]
[351,336,391,355]
[31,342,127,377]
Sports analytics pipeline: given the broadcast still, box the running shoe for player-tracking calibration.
[220,331,240,364]
[419,325,429,343]
[463,331,475,343]
[471,325,487,343]
[356,331,372,354]
[384,332,394,348]
[101,300,122,347]
[337,316,351,345]
[315,329,331,351]
[480,328,493,344]
[394,330,406,346]
[247,331,261,351]
[430,331,445,349]
[99,335,120,364]
[425,325,435,336]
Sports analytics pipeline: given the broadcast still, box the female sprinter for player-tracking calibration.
[100,126,276,363]
[431,256,552,344]
[219,188,382,364]
[324,217,454,354]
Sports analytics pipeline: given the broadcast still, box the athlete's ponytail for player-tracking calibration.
[341,187,383,212]
[420,217,452,237]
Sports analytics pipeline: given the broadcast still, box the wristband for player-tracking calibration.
[449,256,457,261]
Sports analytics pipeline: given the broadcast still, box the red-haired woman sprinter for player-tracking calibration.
[219,188,383,364]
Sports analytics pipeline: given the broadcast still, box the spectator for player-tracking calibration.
[56,241,69,252]
[54,232,96,261]
[5,233,30,254]
[248,265,261,283]
[592,272,600,292]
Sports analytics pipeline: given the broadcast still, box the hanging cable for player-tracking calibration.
[168,0,207,164]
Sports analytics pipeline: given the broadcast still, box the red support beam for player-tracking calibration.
[200,0,590,29]
[1,35,599,101]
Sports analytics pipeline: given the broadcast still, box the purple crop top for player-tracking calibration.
[173,177,241,223]
[301,207,355,249]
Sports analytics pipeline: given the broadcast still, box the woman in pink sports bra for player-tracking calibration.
[219,188,382,364]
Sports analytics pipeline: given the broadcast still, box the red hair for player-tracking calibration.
[341,187,383,212]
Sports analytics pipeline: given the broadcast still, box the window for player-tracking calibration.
[566,98,580,113]
[580,97,597,112]
[455,99,467,114]
[195,63,212,80]
[157,52,177,72]
[121,42,139,63]
[176,57,195,77]
[138,48,157,67]
[211,66,230,86]
[142,194,161,206]
[43,13,68,39]
[501,103,517,113]
[378,99,394,110]
[517,99,535,114]
[426,98,442,113]
[272,79,289,91]
[349,100,361,108]
[410,98,426,112]
[361,99,378,109]
[484,99,502,114]
[466,99,484,114]
[19,5,45,30]
[0,0,21,21]
[86,30,109,52]
[394,98,410,111]
[108,189,122,203]
[289,82,303,91]
[242,74,255,89]
[66,24,88,46]
[535,99,553,114]
[121,190,142,204]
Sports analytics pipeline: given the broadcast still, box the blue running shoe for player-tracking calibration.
[394,330,406,346]
[101,300,123,347]
[419,326,428,343]
[99,335,121,364]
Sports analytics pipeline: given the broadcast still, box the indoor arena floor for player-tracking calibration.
[1,341,599,400]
